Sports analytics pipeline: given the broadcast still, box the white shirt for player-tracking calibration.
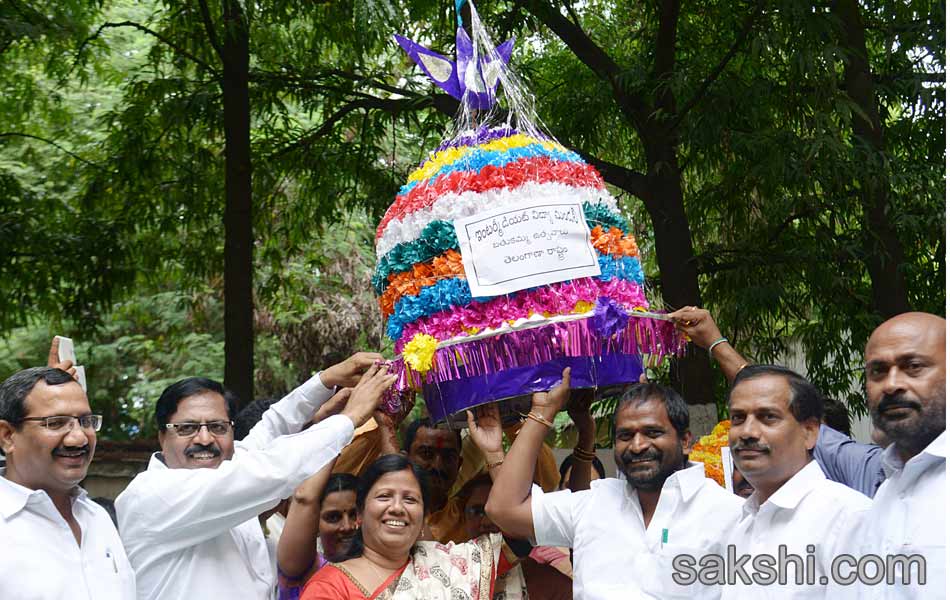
[830,431,946,599]
[721,459,871,600]
[531,461,744,600]
[116,373,354,600]
[0,472,136,600]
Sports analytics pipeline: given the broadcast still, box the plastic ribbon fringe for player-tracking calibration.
[385,256,646,342]
[395,278,649,350]
[378,313,685,414]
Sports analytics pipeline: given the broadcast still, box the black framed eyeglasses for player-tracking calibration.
[18,414,103,432]
[164,420,233,437]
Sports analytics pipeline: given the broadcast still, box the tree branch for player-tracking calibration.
[573,149,651,202]
[75,21,216,73]
[514,0,648,127]
[670,0,763,130]
[196,0,224,62]
[0,132,106,170]
[269,95,457,160]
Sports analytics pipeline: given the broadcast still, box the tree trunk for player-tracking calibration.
[640,133,716,408]
[221,0,254,408]
[831,0,911,318]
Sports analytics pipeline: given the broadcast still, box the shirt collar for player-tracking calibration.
[620,461,708,506]
[148,451,168,470]
[881,430,947,477]
[743,459,825,516]
[667,461,708,503]
[0,467,87,519]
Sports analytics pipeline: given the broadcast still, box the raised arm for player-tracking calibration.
[566,389,597,492]
[117,365,396,556]
[485,368,571,539]
[278,456,338,579]
[669,307,748,384]
[242,352,384,451]
[466,402,505,479]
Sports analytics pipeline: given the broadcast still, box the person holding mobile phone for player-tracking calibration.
[0,366,136,599]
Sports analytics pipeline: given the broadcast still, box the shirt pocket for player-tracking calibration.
[636,544,713,599]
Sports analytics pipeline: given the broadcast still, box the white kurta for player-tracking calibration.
[117,373,353,600]
[829,431,946,599]
[0,473,136,600]
[531,461,744,600]
[720,459,871,599]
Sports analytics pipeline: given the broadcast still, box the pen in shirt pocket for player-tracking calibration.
[106,549,118,573]
[661,528,669,549]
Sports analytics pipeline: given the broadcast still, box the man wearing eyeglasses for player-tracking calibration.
[116,354,396,600]
[0,366,136,599]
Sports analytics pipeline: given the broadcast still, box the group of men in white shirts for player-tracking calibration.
[0,310,944,599]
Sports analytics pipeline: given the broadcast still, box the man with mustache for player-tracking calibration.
[116,354,396,600]
[722,364,870,598]
[673,306,887,498]
[833,312,946,598]
[485,369,743,599]
[399,417,465,541]
[0,366,136,599]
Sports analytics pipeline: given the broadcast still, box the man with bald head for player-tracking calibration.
[834,312,946,599]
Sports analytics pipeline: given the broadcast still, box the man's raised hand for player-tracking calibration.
[530,367,571,421]
[321,352,385,388]
[466,402,504,457]
[47,337,77,379]
[340,363,397,428]
[668,306,722,350]
[311,388,351,426]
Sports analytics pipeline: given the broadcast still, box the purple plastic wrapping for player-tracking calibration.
[380,313,684,420]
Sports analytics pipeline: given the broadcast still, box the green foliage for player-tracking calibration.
[0,0,943,437]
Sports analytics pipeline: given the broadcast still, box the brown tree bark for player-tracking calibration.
[831,0,912,318]
[219,0,254,407]
[517,0,719,404]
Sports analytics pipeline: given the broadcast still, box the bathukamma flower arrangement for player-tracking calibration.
[379,1,684,422]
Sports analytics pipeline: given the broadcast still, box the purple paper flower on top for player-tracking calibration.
[592,297,629,338]
[394,27,514,110]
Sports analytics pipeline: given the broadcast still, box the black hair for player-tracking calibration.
[0,367,78,426]
[358,453,432,515]
[558,453,607,487]
[233,397,280,440]
[346,454,431,560]
[822,397,852,437]
[401,418,462,454]
[321,472,360,504]
[154,377,240,430]
[730,364,824,424]
[614,382,690,438]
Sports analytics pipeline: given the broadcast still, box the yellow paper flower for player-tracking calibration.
[572,300,594,314]
[403,334,439,374]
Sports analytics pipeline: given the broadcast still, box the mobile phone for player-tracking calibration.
[55,336,76,365]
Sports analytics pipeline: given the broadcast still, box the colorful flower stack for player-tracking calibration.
[376,4,683,422]
[689,420,732,487]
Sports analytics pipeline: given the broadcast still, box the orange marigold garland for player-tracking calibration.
[688,420,731,487]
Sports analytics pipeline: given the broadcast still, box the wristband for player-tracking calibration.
[522,411,555,428]
[708,337,729,357]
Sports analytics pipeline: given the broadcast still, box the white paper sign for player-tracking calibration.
[454,200,601,297]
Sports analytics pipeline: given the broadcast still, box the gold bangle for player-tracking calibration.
[737,362,749,373]
[573,447,596,460]
[521,411,554,428]
[486,459,504,470]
